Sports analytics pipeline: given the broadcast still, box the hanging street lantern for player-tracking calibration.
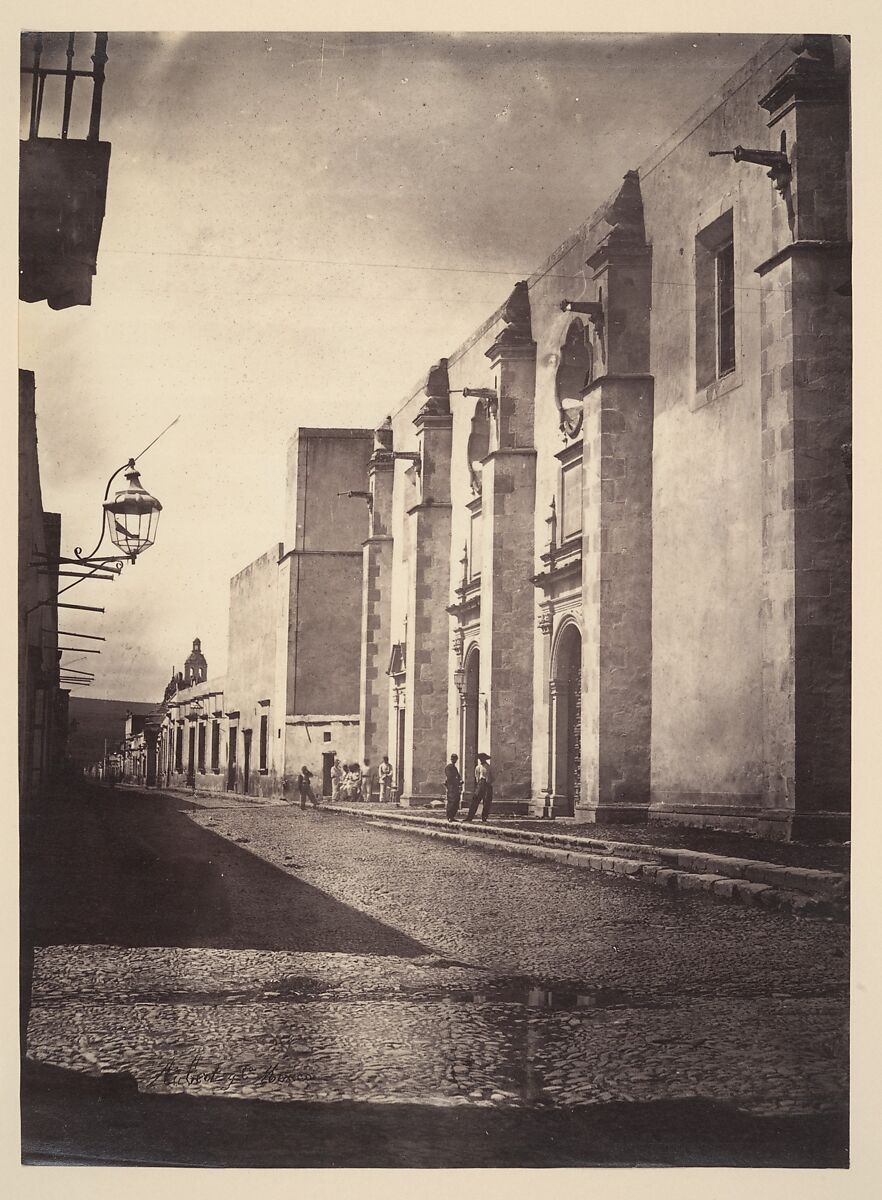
[103,462,162,561]
[74,456,163,570]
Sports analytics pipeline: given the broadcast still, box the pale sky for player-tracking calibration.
[20,31,773,701]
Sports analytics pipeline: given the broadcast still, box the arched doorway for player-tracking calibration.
[461,646,480,801]
[551,623,582,816]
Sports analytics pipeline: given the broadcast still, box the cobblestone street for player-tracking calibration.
[22,785,849,1167]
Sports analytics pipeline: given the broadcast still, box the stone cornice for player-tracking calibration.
[582,373,654,395]
[532,537,582,593]
[447,575,482,623]
[484,333,536,364]
[482,447,538,464]
[413,410,453,433]
[369,452,395,472]
[754,239,850,277]
[555,440,583,467]
[278,548,364,564]
[759,58,849,124]
[405,500,452,517]
[587,239,651,274]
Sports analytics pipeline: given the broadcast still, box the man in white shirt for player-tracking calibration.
[464,753,493,823]
[378,755,393,804]
[361,759,374,802]
[330,756,344,802]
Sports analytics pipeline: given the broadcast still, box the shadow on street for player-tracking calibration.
[20,781,850,1169]
[21,781,429,955]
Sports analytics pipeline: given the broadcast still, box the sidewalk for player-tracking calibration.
[127,784,849,920]
[323,804,849,921]
[142,783,846,867]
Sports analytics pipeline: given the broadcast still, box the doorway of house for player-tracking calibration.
[186,726,196,788]
[227,727,237,791]
[243,729,252,795]
[552,623,582,816]
[322,752,334,798]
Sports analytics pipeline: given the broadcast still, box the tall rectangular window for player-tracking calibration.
[197,723,206,772]
[560,461,583,541]
[259,713,268,771]
[174,726,183,772]
[695,209,735,392]
[715,240,736,378]
[210,720,220,770]
[469,509,483,579]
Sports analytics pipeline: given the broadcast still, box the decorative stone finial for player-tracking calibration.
[587,171,649,273]
[501,281,531,334]
[420,358,451,416]
[485,280,533,359]
[373,414,394,456]
[599,171,645,244]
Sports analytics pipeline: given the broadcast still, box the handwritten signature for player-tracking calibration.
[145,1055,309,1088]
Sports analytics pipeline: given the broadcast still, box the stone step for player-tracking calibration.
[326,805,848,919]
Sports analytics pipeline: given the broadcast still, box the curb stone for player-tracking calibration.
[332,811,846,921]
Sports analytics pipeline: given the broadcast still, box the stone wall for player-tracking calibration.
[291,553,364,717]
[284,427,372,553]
[371,35,850,837]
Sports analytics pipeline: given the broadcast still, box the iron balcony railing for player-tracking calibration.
[21,31,108,142]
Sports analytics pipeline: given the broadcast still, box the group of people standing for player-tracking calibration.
[289,754,397,810]
[330,755,395,803]
[332,759,370,803]
[444,752,493,824]
[289,751,493,820]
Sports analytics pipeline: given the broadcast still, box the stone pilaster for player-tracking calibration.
[547,676,563,801]
[757,37,851,839]
[578,172,654,824]
[402,388,453,805]
[359,419,395,767]
[479,287,537,803]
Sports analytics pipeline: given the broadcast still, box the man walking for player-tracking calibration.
[444,753,462,823]
[378,755,393,804]
[297,765,320,809]
[464,753,493,823]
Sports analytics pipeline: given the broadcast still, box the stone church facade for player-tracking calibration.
[349,34,851,839]
[142,35,849,842]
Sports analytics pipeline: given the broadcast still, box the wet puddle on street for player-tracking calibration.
[461,981,629,1009]
[27,947,848,1115]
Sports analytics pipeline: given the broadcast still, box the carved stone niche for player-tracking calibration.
[466,402,491,495]
[555,319,594,439]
